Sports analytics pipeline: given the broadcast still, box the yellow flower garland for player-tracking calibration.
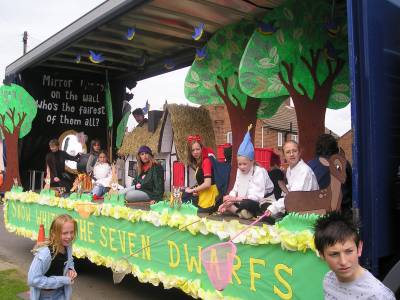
[4,191,317,253]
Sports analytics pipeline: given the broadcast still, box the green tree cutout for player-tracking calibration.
[239,0,349,159]
[184,20,286,181]
[0,84,37,191]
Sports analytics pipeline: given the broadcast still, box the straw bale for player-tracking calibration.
[118,104,216,164]
[119,124,153,156]
[167,104,216,165]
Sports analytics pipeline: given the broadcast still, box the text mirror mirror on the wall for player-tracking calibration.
[59,130,87,173]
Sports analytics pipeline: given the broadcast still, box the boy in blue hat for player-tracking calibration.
[218,125,274,219]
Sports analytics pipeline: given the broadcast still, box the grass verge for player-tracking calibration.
[0,268,28,300]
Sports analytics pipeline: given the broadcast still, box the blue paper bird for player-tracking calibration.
[195,46,207,61]
[142,100,150,115]
[163,59,176,70]
[89,50,104,64]
[325,20,340,38]
[126,27,136,40]
[257,20,278,35]
[75,54,81,64]
[192,23,205,41]
[324,41,341,61]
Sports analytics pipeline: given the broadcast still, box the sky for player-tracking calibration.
[0,0,351,136]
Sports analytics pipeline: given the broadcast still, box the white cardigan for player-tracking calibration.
[268,159,319,215]
[93,163,112,187]
[229,165,274,202]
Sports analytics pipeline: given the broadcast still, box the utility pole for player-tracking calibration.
[23,31,28,55]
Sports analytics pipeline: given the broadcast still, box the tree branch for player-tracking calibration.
[278,61,302,98]
[323,57,345,87]
[297,83,309,98]
[326,59,333,74]
[0,115,11,134]
[16,112,27,128]
[215,75,229,102]
[215,84,225,100]
[232,94,240,105]
[300,49,321,89]
[5,108,17,129]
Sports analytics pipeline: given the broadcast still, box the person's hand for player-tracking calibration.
[264,210,272,217]
[67,269,77,283]
[54,177,60,182]
[218,203,227,213]
[185,187,193,194]
[223,195,236,202]
[135,183,141,189]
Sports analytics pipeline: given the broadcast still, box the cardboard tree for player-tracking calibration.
[239,0,349,160]
[0,84,37,191]
[184,20,287,184]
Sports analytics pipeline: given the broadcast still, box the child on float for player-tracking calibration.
[86,139,102,175]
[45,139,81,192]
[184,135,219,212]
[218,128,274,219]
[28,214,78,300]
[119,145,164,202]
[265,140,319,218]
[314,212,395,299]
[91,150,112,197]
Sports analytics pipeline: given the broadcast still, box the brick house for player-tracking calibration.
[206,101,340,162]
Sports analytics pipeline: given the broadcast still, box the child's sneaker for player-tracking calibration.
[238,209,254,219]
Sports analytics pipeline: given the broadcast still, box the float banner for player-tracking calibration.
[19,70,108,173]
[6,199,328,299]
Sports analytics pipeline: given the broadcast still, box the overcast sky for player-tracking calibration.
[0,0,351,136]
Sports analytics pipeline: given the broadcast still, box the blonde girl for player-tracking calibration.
[28,214,78,300]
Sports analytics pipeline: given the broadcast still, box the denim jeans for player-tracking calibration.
[39,287,65,300]
[92,184,107,196]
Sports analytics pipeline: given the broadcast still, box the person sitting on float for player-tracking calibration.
[265,140,319,219]
[91,150,112,198]
[132,108,148,128]
[308,133,352,215]
[45,139,80,192]
[267,153,289,201]
[184,135,219,212]
[86,139,102,175]
[118,145,164,202]
[218,128,274,219]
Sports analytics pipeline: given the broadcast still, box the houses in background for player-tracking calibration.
[206,100,352,164]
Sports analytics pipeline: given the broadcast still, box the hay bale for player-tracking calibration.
[118,104,216,164]
[167,104,216,165]
[118,125,152,156]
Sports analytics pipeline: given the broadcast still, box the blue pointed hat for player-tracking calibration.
[238,129,254,160]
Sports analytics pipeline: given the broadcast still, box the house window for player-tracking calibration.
[292,134,298,142]
[277,132,283,147]
[227,131,232,144]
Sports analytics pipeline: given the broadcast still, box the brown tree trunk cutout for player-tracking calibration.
[278,49,344,161]
[0,108,27,192]
[215,75,260,190]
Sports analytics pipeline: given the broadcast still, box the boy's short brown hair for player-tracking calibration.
[314,211,360,255]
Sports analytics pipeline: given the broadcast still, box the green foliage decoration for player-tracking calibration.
[0,84,37,138]
[239,0,350,109]
[184,20,286,118]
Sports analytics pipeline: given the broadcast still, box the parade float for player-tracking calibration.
[1,0,353,299]
[3,189,328,299]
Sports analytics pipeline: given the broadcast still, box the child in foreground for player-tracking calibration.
[28,214,78,300]
[314,212,395,299]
